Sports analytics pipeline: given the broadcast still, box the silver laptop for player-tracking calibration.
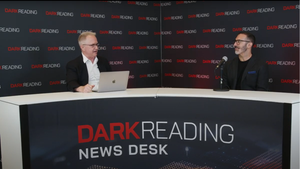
[96,71,130,92]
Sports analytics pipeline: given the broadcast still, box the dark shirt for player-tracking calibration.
[222,55,269,91]
[236,58,250,90]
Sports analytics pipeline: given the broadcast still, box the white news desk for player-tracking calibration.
[0,88,299,169]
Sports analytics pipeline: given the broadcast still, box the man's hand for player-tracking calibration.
[75,84,95,93]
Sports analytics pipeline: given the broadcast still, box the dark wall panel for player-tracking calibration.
[161,1,299,93]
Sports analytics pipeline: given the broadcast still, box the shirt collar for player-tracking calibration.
[82,53,98,64]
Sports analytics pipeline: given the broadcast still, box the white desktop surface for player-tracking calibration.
[156,88,300,104]
[0,87,299,169]
[0,88,159,105]
[0,88,299,105]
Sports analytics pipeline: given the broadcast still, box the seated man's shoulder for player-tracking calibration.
[253,55,267,65]
[67,55,82,65]
[226,57,238,65]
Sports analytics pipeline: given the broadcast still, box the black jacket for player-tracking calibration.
[222,55,269,91]
[66,55,112,91]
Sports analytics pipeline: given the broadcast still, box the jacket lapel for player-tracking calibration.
[97,58,103,72]
[79,55,88,84]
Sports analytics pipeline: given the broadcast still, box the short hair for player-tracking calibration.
[237,31,256,45]
[78,31,96,45]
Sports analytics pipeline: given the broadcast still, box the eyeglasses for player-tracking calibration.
[83,43,100,48]
[233,40,251,45]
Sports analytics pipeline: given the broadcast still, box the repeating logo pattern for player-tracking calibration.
[161,1,299,92]
[0,1,298,96]
[0,1,161,96]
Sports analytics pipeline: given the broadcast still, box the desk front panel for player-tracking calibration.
[21,97,289,169]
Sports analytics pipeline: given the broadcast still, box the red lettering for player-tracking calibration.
[129,61,137,64]
[215,45,224,48]
[203,29,211,33]
[31,64,43,68]
[188,74,196,78]
[267,25,278,30]
[49,81,60,85]
[8,47,21,51]
[247,9,257,14]
[188,14,196,18]
[283,5,295,10]
[176,30,184,34]
[153,3,160,6]
[67,30,77,34]
[125,122,140,139]
[5,8,18,13]
[154,59,161,63]
[176,1,184,4]
[112,46,121,50]
[281,79,293,83]
[154,32,161,35]
[232,28,242,32]
[282,43,294,47]
[165,73,172,76]
[111,15,120,19]
[164,45,171,49]
[138,17,146,20]
[99,30,109,34]
[266,61,277,65]
[45,11,57,15]
[216,12,225,16]
[10,83,23,88]
[78,125,94,143]
[48,47,59,51]
[29,29,41,33]
[177,59,184,63]
[139,46,147,49]
[140,74,147,78]
[93,124,109,141]
[188,45,196,48]
[80,13,90,17]
[128,1,136,4]
[110,123,125,140]
[128,31,136,35]
[203,60,211,63]
[164,17,171,20]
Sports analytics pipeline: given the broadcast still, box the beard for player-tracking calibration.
[235,44,247,55]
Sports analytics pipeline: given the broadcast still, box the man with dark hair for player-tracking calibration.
[66,31,111,93]
[222,32,269,91]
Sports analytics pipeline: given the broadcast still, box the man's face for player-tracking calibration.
[234,34,251,55]
[80,35,98,58]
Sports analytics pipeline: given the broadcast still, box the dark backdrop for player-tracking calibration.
[161,1,299,93]
[0,1,299,97]
[0,1,161,96]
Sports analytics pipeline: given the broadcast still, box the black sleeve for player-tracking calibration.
[222,64,230,89]
[66,61,81,92]
[256,62,269,91]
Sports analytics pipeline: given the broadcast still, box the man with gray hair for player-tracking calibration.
[66,31,111,92]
